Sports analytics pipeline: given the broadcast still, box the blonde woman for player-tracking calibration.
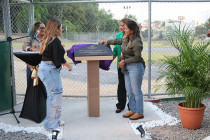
[38,19,72,134]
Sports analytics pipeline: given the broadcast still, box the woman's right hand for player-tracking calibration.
[27,47,38,52]
[31,47,39,52]
[68,65,72,71]
[62,62,72,71]
[99,40,107,44]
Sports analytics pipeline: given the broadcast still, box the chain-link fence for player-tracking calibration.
[0,2,4,40]
[1,1,210,101]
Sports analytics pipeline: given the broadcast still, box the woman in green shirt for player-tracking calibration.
[113,18,130,113]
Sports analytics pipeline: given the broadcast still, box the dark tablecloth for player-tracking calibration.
[14,52,46,123]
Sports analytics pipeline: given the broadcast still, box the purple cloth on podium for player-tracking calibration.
[67,44,113,70]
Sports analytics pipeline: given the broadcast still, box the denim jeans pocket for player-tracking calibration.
[126,63,138,71]
[38,68,47,82]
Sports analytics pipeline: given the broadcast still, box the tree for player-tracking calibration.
[34,1,48,23]
[10,4,29,33]
[4,0,121,34]
[82,3,100,32]
[194,18,210,38]
[0,3,3,32]
[62,4,87,32]
[124,14,137,21]
[141,29,153,40]
[97,9,119,32]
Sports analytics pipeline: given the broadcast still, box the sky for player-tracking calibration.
[99,2,210,25]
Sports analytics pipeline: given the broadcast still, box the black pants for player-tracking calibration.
[116,68,128,110]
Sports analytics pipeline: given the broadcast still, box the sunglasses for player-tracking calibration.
[40,27,45,30]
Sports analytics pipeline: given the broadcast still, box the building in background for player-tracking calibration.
[165,16,196,34]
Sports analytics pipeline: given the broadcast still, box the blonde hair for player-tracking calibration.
[40,19,61,54]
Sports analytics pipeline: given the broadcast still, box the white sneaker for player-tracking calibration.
[52,126,64,140]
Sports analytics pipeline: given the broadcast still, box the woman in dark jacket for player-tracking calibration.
[99,20,145,120]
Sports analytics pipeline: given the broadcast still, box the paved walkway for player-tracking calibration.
[0,98,161,140]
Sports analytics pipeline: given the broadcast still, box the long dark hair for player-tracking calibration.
[32,21,43,34]
[125,20,142,41]
[28,21,44,39]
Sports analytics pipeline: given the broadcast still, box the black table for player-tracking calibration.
[13,52,46,123]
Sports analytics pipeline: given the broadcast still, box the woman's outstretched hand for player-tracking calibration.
[65,48,70,53]
[98,40,107,44]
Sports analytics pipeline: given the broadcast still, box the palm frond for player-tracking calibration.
[156,24,210,108]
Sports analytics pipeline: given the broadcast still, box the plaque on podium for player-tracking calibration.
[74,44,113,60]
[68,44,113,70]
[68,44,113,117]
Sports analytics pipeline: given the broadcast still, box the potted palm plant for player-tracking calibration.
[156,25,210,129]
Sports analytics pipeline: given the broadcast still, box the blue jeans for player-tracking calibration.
[124,62,145,114]
[38,61,63,130]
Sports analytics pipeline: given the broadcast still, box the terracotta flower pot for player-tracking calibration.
[177,102,206,129]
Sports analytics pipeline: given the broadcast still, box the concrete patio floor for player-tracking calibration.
[0,98,162,140]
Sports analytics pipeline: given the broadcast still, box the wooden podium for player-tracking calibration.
[74,44,112,117]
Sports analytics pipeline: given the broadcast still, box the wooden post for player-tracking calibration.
[87,61,100,117]
[74,44,113,117]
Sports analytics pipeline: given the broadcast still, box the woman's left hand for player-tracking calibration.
[65,48,70,53]
[119,55,124,61]
[118,60,125,68]
[99,40,107,44]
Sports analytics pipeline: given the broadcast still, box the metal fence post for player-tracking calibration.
[148,0,152,99]
[29,0,34,30]
[3,0,12,39]
[3,0,16,104]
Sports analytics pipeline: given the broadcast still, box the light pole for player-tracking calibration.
[123,6,131,17]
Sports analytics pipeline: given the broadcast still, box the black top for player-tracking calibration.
[42,37,66,68]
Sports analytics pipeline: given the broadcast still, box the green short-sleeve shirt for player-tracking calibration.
[112,32,123,69]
